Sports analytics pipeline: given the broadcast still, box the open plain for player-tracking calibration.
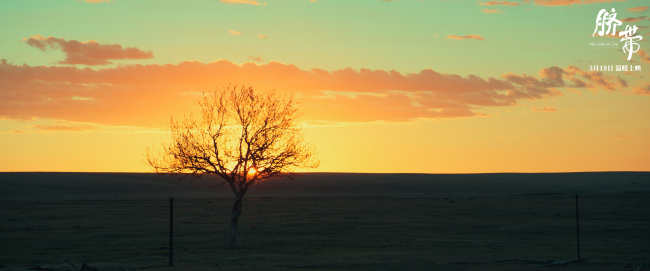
[1,172,648,270]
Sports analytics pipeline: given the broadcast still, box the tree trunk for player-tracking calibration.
[227,197,243,249]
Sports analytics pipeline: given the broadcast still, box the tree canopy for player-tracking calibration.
[146,85,319,248]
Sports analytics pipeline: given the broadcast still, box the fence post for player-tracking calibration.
[170,197,174,266]
[575,194,580,260]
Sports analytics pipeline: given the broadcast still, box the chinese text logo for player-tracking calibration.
[592,8,643,61]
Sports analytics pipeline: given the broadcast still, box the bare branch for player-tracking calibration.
[145,85,320,197]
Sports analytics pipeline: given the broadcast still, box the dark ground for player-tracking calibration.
[1,172,649,199]
[0,172,648,270]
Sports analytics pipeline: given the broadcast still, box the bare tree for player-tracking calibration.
[146,85,319,249]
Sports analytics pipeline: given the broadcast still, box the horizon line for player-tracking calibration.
[2,171,649,174]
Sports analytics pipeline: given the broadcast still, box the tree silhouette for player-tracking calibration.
[146,86,319,249]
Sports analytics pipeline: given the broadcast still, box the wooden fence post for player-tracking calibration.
[576,194,580,260]
[170,197,174,266]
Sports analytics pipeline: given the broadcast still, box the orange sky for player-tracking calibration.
[1,0,649,173]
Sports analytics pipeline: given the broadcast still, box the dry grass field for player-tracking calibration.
[1,194,648,270]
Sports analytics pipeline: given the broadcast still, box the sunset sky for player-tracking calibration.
[1,0,649,173]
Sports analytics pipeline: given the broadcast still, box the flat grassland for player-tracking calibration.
[1,194,648,270]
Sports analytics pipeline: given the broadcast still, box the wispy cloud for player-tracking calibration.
[481,1,519,6]
[220,0,267,5]
[481,8,504,13]
[637,49,650,63]
[229,30,242,35]
[532,106,557,112]
[620,16,647,23]
[258,34,268,39]
[531,0,625,6]
[21,35,153,66]
[0,59,627,126]
[248,55,264,62]
[633,82,650,95]
[34,124,99,132]
[506,65,626,93]
[9,129,25,134]
[446,34,485,40]
[627,6,648,13]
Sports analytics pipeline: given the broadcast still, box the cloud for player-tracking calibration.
[620,16,647,23]
[446,35,485,40]
[9,129,25,134]
[0,60,626,127]
[82,0,112,2]
[229,30,242,35]
[258,34,268,39]
[33,124,98,132]
[21,35,153,66]
[501,65,627,96]
[628,6,648,13]
[614,135,631,138]
[637,49,650,63]
[633,82,650,95]
[531,0,625,6]
[481,1,519,5]
[481,8,504,13]
[220,0,267,5]
[248,55,264,62]
[561,66,625,92]
[624,71,642,77]
[532,106,557,112]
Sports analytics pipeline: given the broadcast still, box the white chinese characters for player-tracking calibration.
[592,8,643,61]
[619,25,643,61]
[592,8,622,37]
